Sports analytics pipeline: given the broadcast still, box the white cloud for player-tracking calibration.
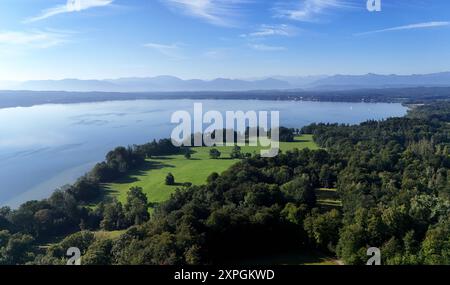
[143,42,185,59]
[249,44,286,51]
[25,0,113,23]
[275,0,351,22]
[355,21,450,36]
[0,30,68,49]
[163,0,247,27]
[241,24,298,38]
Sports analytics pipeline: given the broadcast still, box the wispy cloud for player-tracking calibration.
[0,30,69,49]
[241,24,298,38]
[204,48,229,59]
[249,44,286,51]
[355,21,450,36]
[274,0,352,22]
[143,42,185,60]
[163,0,247,27]
[25,0,113,23]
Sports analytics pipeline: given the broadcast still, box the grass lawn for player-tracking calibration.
[37,230,127,250]
[316,188,342,211]
[105,135,319,204]
[98,136,340,266]
[93,230,127,240]
[238,249,341,265]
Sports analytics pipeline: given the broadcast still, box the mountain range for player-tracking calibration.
[1,72,450,92]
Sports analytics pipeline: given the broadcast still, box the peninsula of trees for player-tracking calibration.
[1,103,450,265]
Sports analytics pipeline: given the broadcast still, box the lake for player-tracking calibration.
[0,99,408,207]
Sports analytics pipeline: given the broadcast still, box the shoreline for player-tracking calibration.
[1,86,449,109]
[0,97,411,111]
[0,99,412,204]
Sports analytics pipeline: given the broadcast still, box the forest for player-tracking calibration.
[1,102,450,265]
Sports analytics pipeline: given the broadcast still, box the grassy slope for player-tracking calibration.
[239,250,341,266]
[316,188,342,210]
[93,230,127,240]
[105,135,319,204]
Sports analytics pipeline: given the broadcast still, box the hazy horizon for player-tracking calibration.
[4,71,450,82]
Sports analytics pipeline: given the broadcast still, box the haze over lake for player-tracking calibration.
[0,99,408,207]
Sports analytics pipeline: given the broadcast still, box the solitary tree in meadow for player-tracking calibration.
[209,148,221,159]
[165,173,175,185]
[230,145,242,159]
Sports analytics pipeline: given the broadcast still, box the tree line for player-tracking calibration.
[2,103,450,264]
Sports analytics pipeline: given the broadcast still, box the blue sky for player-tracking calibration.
[0,0,450,80]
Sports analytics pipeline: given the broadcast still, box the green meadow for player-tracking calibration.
[105,135,319,204]
[96,135,342,265]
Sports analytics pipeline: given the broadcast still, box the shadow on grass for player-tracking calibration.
[151,156,176,160]
[112,161,175,184]
[293,139,310,143]
[93,160,177,205]
[117,176,139,184]
[167,182,194,187]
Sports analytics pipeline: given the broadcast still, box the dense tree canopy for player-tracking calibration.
[1,102,450,265]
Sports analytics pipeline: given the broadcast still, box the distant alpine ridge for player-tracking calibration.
[1,72,450,92]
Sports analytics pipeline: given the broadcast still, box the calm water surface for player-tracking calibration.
[0,99,408,207]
